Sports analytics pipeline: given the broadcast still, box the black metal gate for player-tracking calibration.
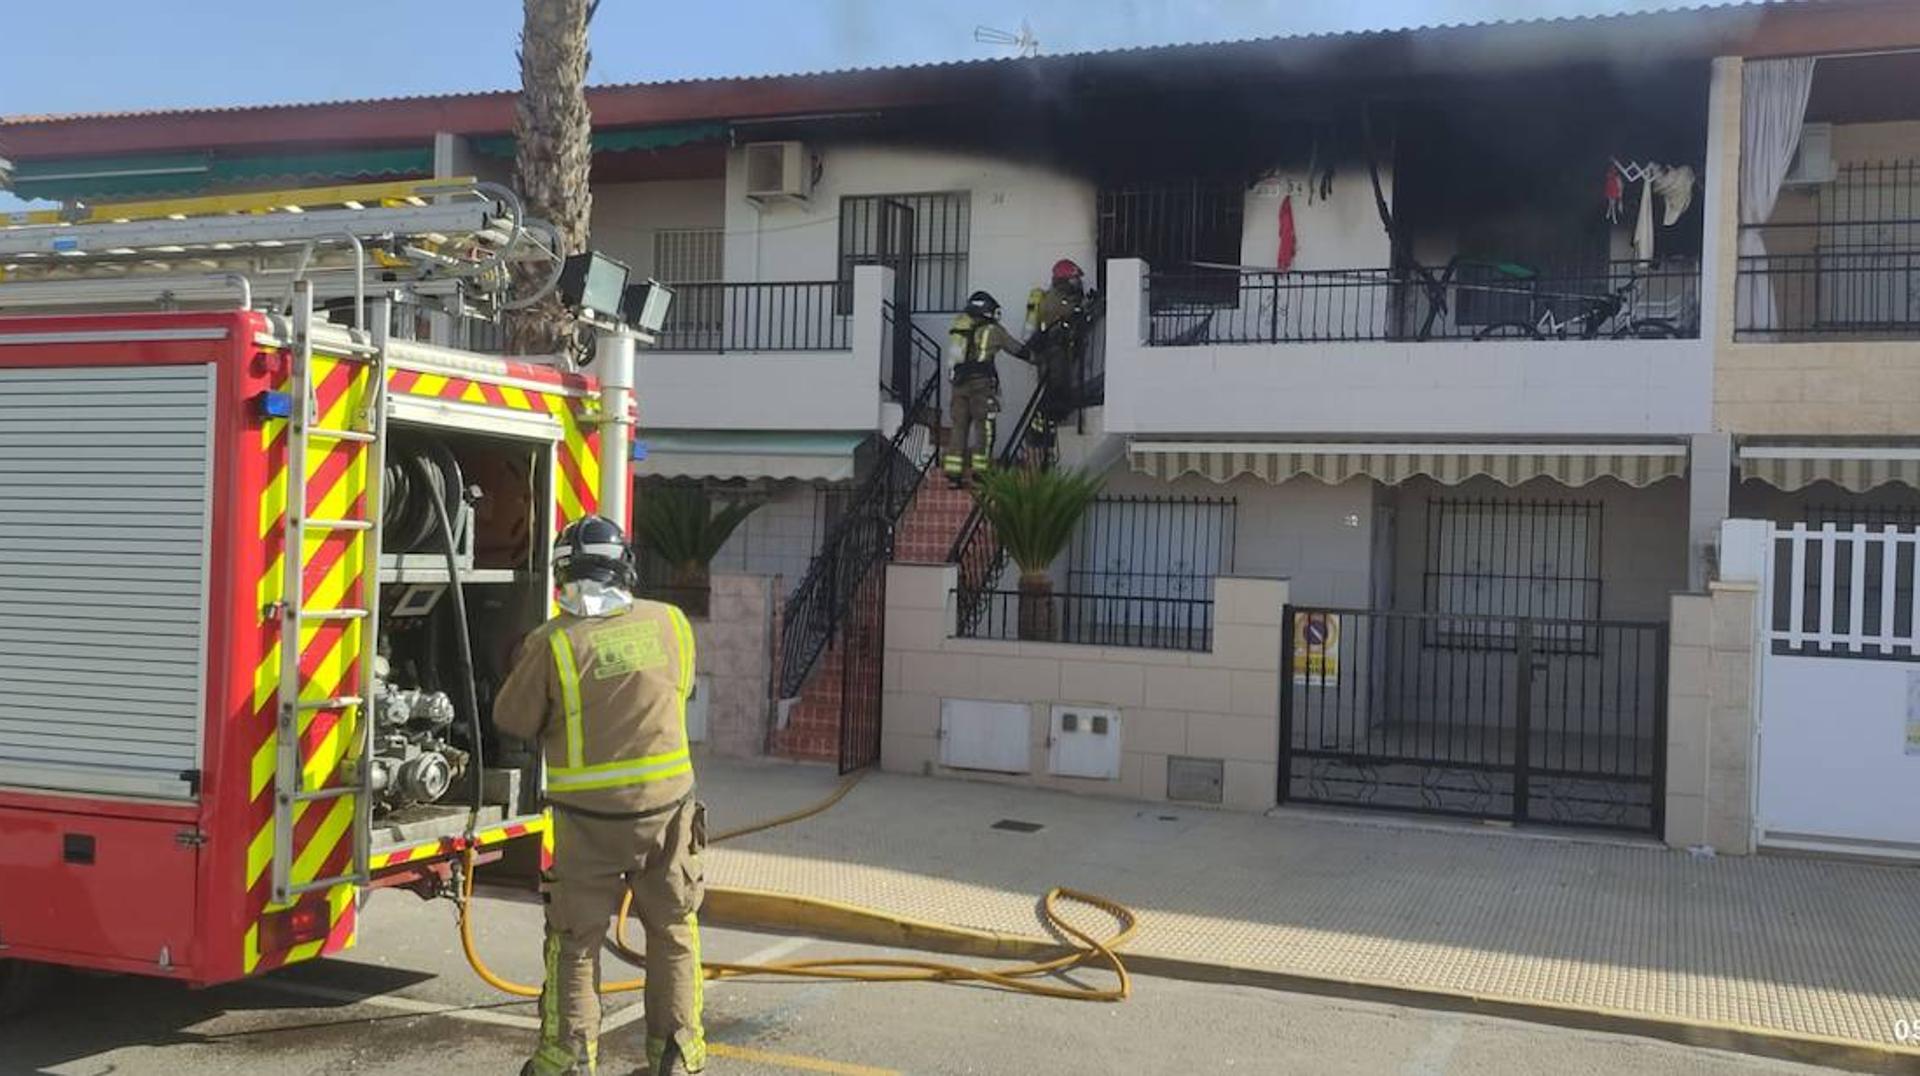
[1279,606,1667,834]
[835,515,891,774]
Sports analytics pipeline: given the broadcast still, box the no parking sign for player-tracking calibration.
[1291,611,1340,686]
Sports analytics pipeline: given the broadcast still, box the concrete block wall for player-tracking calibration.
[1664,581,1759,854]
[691,572,775,759]
[881,563,1289,811]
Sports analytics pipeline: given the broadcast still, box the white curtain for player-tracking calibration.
[1739,57,1818,332]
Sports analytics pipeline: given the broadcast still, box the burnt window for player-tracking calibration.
[1097,180,1244,306]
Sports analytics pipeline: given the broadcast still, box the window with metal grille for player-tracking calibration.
[1423,498,1602,651]
[654,228,725,346]
[1096,180,1244,306]
[838,193,970,312]
[654,227,723,283]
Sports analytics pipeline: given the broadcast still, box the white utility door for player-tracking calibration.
[1755,524,1920,859]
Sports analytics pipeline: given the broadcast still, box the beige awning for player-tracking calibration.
[633,430,867,482]
[1128,441,1688,488]
[1737,445,1920,493]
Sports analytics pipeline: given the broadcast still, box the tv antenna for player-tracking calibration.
[975,21,1040,58]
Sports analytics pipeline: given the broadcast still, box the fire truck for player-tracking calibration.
[0,179,651,1003]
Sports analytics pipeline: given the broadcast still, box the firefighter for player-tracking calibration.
[1022,259,1101,459]
[944,289,1028,487]
[494,515,706,1076]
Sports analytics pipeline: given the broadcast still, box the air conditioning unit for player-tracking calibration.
[1783,123,1835,187]
[744,141,811,203]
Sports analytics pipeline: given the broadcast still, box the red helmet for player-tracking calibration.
[1050,258,1084,285]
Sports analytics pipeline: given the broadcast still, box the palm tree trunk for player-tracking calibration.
[1017,570,1055,642]
[507,0,594,356]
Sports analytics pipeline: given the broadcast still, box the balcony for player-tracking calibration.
[1103,258,1712,438]
[638,268,889,434]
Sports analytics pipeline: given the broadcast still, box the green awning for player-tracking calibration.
[10,147,433,201]
[633,430,869,482]
[471,122,726,158]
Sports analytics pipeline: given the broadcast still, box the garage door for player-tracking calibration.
[0,363,215,800]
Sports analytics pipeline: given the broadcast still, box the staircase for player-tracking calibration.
[770,311,942,766]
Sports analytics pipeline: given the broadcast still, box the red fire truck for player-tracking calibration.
[0,180,644,1003]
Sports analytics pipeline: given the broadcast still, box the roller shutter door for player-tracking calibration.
[0,363,214,800]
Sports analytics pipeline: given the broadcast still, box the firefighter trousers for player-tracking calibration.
[944,377,998,481]
[529,796,707,1075]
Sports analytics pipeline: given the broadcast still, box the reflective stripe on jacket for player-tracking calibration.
[494,598,697,815]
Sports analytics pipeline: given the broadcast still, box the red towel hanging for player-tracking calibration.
[1277,194,1297,272]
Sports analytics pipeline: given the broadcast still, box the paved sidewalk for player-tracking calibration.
[693,755,1920,1060]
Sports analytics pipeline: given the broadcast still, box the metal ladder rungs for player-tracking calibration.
[297,607,370,623]
[296,695,364,712]
[302,517,374,532]
[307,426,376,444]
[292,785,359,805]
[280,873,365,901]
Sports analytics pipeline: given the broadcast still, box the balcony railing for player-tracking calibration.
[1737,161,1920,339]
[1146,260,1700,345]
[955,588,1215,652]
[655,281,851,352]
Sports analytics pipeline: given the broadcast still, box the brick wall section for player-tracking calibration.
[1664,582,1759,853]
[893,479,976,565]
[689,572,776,759]
[881,563,1290,811]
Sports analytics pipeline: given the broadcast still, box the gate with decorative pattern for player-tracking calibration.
[1280,606,1667,834]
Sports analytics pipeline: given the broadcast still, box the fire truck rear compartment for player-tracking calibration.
[369,423,552,848]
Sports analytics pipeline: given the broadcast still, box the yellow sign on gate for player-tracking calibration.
[1291,611,1340,686]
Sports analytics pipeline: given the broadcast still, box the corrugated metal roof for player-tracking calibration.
[0,1,1785,126]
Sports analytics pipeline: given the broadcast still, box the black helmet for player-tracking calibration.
[553,514,636,588]
[964,290,1001,321]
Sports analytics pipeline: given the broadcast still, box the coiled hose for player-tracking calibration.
[455,771,1136,1003]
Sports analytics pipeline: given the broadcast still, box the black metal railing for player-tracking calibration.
[957,588,1214,652]
[654,281,850,352]
[1736,160,1920,338]
[774,324,943,701]
[947,382,1053,638]
[1281,606,1667,834]
[1146,260,1700,344]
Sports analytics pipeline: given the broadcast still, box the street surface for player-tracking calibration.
[0,887,1857,1075]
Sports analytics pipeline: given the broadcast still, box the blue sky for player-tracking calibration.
[0,0,1703,116]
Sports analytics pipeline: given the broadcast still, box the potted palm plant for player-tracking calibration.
[633,485,759,617]
[972,466,1104,641]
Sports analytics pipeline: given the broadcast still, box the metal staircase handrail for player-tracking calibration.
[947,379,1052,637]
[776,310,943,700]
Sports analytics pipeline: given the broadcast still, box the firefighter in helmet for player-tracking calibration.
[944,289,1028,487]
[1023,259,1101,459]
[494,515,706,1076]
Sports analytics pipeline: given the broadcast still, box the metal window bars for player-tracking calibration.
[839,193,971,313]
[1736,159,1920,337]
[1421,497,1604,655]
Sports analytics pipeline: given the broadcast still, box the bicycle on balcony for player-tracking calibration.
[1470,265,1684,341]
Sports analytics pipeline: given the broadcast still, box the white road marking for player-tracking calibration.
[252,977,542,1030]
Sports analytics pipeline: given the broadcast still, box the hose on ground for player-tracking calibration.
[456,770,1135,1002]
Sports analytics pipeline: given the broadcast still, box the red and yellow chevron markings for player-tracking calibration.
[241,354,598,976]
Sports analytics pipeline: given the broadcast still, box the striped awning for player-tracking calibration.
[633,430,868,482]
[1737,445,1920,493]
[1129,441,1688,488]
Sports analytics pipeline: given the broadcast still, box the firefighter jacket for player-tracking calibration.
[947,312,1024,384]
[494,598,697,816]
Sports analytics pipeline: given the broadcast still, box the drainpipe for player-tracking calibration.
[595,328,637,534]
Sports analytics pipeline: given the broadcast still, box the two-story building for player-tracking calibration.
[6,0,1918,837]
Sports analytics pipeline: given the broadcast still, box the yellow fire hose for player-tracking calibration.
[456,772,1137,1003]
